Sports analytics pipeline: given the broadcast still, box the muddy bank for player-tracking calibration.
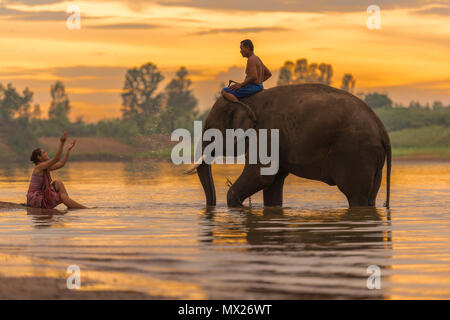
[0,276,163,300]
[0,201,25,210]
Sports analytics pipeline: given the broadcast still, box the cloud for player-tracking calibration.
[194,26,290,35]
[1,10,69,21]
[2,0,429,14]
[2,0,67,4]
[4,0,448,16]
[156,0,425,13]
[311,48,333,51]
[0,5,111,21]
[412,5,450,16]
[87,23,161,29]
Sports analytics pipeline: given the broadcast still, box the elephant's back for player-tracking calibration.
[246,83,384,135]
[244,83,388,163]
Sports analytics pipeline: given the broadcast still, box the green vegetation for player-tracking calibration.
[388,125,450,148]
[363,93,450,157]
[0,59,449,162]
[0,62,203,161]
[392,147,450,158]
[374,104,450,131]
[278,57,450,158]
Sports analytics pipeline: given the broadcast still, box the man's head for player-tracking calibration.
[240,39,254,57]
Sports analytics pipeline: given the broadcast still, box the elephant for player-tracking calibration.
[190,83,391,209]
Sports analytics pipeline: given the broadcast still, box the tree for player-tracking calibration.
[341,74,356,93]
[278,59,333,85]
[318,63,333,85]
[277,61,295,85]
[0,83,37,158]
[48,81,71,122]
[0,83,33,122]
[293,58,307,83]
[432,101,444,110]
[364,92,393,109]
[409,101,423,109]
[161,67,198,132]
[31,104,41,119]
[305,62,317,82]
[121,62,164,134]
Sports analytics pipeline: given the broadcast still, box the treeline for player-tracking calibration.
[362,92,450,132]
[277,58,357,92]
[1,58,449,160]
[0,63,204,158]
[277,58,450,150]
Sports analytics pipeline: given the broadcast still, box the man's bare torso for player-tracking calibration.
[245,55,265,84]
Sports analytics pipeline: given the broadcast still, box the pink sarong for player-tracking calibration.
[26,170,63,209]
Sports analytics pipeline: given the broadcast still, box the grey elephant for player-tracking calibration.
[189,83,391,208]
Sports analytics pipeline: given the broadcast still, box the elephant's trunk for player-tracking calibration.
[197,162,216,206]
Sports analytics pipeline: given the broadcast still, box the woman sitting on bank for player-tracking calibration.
[27,131,87,209]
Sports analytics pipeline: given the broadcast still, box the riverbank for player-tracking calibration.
[392,147,450,160]
[0,135,448,163]
[0,275,158,299]
[27,135,175,162]
[33,138,450,162]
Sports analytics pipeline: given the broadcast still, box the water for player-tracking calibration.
[0,160,449,299]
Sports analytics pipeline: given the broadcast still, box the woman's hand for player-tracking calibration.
[68,139,76,151]
[60,131,67,144]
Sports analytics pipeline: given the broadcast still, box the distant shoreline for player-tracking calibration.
[0,135,448,163]
[392,155,450,162]
[0,275,160,299]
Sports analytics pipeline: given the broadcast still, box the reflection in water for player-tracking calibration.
[0,160,449,299]
[199,206,392,299]
[26,207,68,229]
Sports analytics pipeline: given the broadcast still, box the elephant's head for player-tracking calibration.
[192,98,257,206]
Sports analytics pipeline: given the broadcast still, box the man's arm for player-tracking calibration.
[262,64,272,82]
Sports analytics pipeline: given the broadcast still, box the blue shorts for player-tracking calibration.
[223,83,264,99]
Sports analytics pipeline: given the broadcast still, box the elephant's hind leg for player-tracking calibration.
[331,152,376,208]
[368,167,383,207]
[263,172,288,207]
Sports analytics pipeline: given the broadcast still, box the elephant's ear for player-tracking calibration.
[228,101,257,131]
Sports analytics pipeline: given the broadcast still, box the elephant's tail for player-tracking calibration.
[383,140,391,209]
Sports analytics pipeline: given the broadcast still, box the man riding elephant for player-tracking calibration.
[221,39,272,102]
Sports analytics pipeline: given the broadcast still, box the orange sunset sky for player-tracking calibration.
[1,0,449,121]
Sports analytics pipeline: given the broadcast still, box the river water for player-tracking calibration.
[0,160,449,299]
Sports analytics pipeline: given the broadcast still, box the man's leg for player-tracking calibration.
[221,89,239,103]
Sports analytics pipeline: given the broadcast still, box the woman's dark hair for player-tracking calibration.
[30,148,42,164]
[240,39,254,51]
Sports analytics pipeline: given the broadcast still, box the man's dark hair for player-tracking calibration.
[240,39,254,51]
[30,148,42,164]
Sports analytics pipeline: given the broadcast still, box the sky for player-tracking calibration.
[1,0,449,121]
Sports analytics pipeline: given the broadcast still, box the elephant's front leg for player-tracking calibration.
[263,172,288,207]
[227,164,275,207]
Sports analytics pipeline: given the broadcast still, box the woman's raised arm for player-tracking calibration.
[35,131,67,172]
[49,139,76,171]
